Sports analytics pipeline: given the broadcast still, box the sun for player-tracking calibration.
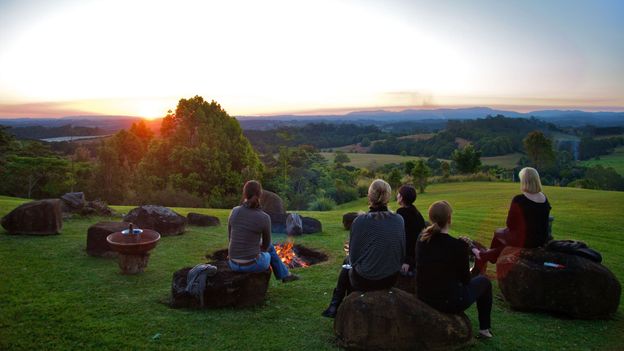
[137,101,165,120]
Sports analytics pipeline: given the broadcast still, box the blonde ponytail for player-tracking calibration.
[420,200,452,242]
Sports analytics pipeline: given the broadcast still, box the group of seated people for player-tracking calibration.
[226,167,552,340]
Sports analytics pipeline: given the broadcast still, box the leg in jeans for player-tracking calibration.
[228,254,271,273]
[266,243,290,280]
[458,275,492,330]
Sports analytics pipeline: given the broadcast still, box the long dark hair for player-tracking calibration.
[420,200,452,242]
[242,180,262,209]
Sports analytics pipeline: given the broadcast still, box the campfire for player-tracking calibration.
[208,243,328,269]
[274,241,309,268]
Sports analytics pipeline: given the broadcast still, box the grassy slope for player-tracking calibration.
[579,146,624,175]
[1,183,623,350]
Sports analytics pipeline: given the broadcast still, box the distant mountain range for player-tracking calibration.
[238,107,624,127]
[1,108,623,134]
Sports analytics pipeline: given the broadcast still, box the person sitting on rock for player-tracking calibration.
[472,167,552,275]
[416,200,493,339]
[322,179,405,318]
[396,185,426,275]
[227,180,300,283]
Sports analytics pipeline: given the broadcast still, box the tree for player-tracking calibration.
[388,168,403,190]
[452,145,481,174]
[360,137,371,147]
[412,159,431,193]
[441,161,451,178]
[523,131,555,170]
[334,151,351,166]
[404,160,416,175]
[139,96,262,206]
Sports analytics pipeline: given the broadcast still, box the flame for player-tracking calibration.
[274,241,309,268]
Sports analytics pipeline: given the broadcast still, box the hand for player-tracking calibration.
[400,263,410,273]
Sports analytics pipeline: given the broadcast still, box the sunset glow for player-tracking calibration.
[0,0,622,117]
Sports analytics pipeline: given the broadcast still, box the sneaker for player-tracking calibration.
[477,329,493,339]
[282,274,300,283]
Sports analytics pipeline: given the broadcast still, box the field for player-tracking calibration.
[322,152,521,170]
[579,146,624,175]
[1,182,623,350]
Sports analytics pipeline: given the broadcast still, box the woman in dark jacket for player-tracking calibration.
[473,167,551,274]
[396,185,426,274]
[416,201,493,338]
[322,179,405,318]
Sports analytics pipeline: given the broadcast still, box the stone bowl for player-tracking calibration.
[106,229,160,255]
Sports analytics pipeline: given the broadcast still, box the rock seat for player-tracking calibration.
[342,212,359,230]
[187,212,220,227]
[1,199,63,235]
[123,205,186,236]
[86,221,130,257]
[497,246,621,319]
[335,288,472,351]
[170,260,271,309]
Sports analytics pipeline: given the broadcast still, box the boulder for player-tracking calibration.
[1,199,63,235]
[497,246,621,319]
[60,192,86,212]
[170,260,271,308]
[335,288,472,351]
[86,221,129,257]
[259,190,285,214]
[302,216,322,234]
[343,212,359,230]
[187,212,220,227]
[83,200,114,216]
[269,213,322,234]
[123,205,186,236]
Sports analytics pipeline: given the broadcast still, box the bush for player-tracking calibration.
[308,196,336,211]
[128,187,205,208]
[429,172,497,184]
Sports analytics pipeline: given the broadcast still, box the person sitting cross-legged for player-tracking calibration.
[227,180,299,283]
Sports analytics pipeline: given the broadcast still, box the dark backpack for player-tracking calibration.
[546,240,602,263]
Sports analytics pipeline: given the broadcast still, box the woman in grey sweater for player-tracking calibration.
[322,179,405,317]
[227,180,299,283]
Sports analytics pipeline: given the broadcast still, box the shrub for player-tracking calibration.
[308,196,336,211]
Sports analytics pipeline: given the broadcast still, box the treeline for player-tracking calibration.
[579,136,624,160]
[6,124,106,139]
[244,123,388,154]
[371,115,558,158]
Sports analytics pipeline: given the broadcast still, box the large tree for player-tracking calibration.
[452,145,481,174]
[523,131,555,170]
[139,96,262,206]
[412,159,431,193]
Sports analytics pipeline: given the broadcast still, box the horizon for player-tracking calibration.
[1,0,623,118]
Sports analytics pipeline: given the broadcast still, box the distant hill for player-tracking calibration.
[238,107,624,128]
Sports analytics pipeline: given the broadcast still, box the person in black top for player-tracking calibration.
[416,200,493,339]
[396,185,426,274]
[474,167,552,274]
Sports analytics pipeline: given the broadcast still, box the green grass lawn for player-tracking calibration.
[481,153,522,169]
[579,146,624,175]
[1,183,623,350]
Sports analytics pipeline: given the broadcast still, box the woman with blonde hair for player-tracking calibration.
[473,167,552,274]
[416,201,493,338]
[322,179,405,318]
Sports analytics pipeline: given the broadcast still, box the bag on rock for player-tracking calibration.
[286,213,303,236]
[546,240,602,263]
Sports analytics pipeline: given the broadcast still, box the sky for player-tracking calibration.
[0,0,623,118]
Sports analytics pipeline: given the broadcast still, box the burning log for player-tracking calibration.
[274,241,310,268]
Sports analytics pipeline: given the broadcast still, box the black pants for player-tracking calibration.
[333,264,398,301]
[424,276,492,330]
